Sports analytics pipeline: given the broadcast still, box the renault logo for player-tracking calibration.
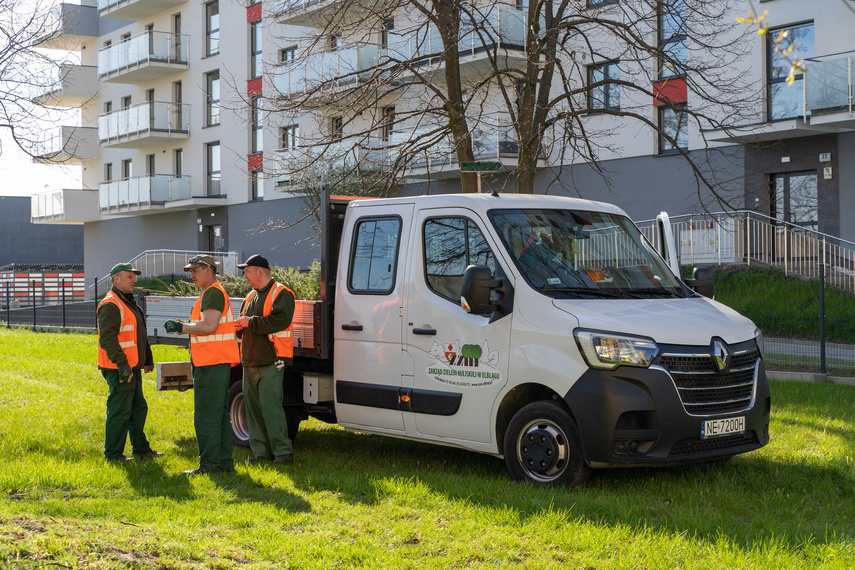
[712,339,730,371]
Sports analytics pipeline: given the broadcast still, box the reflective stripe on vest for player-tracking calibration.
[243,281,295,359]
[97,291,139,369]
[189,281,241,366]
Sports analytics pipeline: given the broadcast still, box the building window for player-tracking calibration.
[104,101,112,114]
[206,70,220,126]
[205,1,219,56]
[328,32,342,51]
[281,124,299,150]
[586,0,617,7]
[280,46,297,63]
[207,142,221,196]
[381,106,395,142]
[174,148,183,176]
[121,159,133,179]
[658,104,688,154]
[768,22,814,121]
[330,116,343,141]
[105,163,113,182]
[121,95,132,109]
[250,21,263,79]
[250,97,263,154]
[146,154,155,175]
[587,60,620,111]
[657,0,686,78]
[251,170,263,201]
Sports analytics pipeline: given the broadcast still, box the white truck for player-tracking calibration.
[148,192,770,486]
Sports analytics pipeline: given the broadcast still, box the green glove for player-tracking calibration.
[164,320,183,334]
[118,362,133,383]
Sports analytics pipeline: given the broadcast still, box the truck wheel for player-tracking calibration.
[228,381,250,448]
[285,407,301,444]
[503,401,591,487]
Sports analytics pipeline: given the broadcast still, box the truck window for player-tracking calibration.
[424,217,496,301]
[349,217,402,293]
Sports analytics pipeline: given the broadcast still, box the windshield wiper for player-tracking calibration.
[622,287,682,298]
[539,286,624,298]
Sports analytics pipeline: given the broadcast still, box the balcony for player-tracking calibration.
[31,64,98,107]
[274,44,381,96]
[99,175,226,214]
[31,189,99,224]
[38,3,99,50]
[705,51,855,144]
[98,0,186,21]
[274,0,385,27]
[32,126,99,165]
[389,6,527,78]
[98,31,189,83]
[99,102,190,148]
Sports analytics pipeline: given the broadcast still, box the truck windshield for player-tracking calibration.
[488,208,687,299]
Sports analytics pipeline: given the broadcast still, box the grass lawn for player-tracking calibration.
[1,327,854,569]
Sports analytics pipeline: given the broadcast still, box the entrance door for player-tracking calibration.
[208,224,223,251]
[404,209,511,444]
[333,202,414,433]
[770,171,818,229]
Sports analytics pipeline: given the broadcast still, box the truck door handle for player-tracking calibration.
[413,327,437,336]
[341,323,363,331]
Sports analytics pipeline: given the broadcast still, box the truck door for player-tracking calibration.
[403,209,511,445]
[334,202,414,434]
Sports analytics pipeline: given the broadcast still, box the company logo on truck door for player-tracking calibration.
[427,340,501,387]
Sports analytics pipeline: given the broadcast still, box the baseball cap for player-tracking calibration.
[183,255,218,271]
[237,254,270,270]
[110,263,141,276]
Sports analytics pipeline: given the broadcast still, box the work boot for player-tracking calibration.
[247,456,270,464]
[135,450,163,459]
[106,455,133,462]
[273,454,293,465]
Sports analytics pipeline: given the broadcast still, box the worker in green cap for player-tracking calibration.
[96,263,161,461]
[164,255,239,475]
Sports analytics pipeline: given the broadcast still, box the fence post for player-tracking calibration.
[62,278,67,329]
[820,262,827,375]
[31,280,37,329]
[94,275,99,301]
[5,281,9,328]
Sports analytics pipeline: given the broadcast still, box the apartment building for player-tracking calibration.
[29,0,855,289]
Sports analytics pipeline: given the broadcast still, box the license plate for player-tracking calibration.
[701,416,745,439]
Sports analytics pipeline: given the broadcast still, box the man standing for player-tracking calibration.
[164,255,240,475]
[234,254,296,465]
[97,263,161,461]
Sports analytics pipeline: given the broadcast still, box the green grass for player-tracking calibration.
[713,265,855,344]
[1,328,855,569]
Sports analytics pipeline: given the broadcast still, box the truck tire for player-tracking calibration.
[285,407,302,444]
[503,401,591,487]
[228,381,250,448]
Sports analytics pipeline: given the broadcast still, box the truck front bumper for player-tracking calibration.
[565,357,770,468]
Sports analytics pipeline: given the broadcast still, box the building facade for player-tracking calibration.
[29,0,855,290]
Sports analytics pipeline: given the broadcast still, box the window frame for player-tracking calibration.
[250,21,263,79]
[347,215,403,295]
[766,21,814,121]
[658,103,688,155]
[587,60,621,112]
[205,70,220,127]
[205,0,220,56]
[423,216,497,304]
[657,0,686,79]
[206,141,221,196]
[280,124,299,150]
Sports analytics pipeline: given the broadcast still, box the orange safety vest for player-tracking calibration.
[243,281,295,359]
[97,291,139,369]
[190,281,241,366]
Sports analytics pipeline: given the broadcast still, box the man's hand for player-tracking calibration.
[235,316,250,330]
[118,363,133,383]
[144,365,154,374]
[164,320,183,334]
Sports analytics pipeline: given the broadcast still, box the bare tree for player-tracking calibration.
[0,0,81,162]
[264,0,758,203]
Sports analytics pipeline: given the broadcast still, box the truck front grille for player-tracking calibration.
[657,347,759,417]
[670,432,759,456]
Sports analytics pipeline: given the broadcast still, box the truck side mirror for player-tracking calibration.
[460,265,513,321]
[685,266,715,298]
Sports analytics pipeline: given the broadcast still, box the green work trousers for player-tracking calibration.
[243,364,292,458]
[192,363,235,473]
[102,368,152,459]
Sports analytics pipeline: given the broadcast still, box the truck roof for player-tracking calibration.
[344,193,630,218]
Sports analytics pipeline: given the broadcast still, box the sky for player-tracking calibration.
[0,129,81,198]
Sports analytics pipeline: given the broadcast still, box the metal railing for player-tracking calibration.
[97,31,189,77]
[87,250,239,300]
[638,210,855,294]
[99,174,191,211]
[98,101,190,143]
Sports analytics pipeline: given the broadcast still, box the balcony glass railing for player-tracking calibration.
[274,44,381,95]
[98,101,189,143]
[99,175,191,210]
[31,189,66,220]
[805,52,854,117]
[98,31,189,77]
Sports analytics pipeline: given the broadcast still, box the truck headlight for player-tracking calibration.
[754,327,764,357]
[574,329,659,370]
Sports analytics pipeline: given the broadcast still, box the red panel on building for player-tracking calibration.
[247,77,263,97]
[652,77,687,106]
[248,153,263,171]
[247,2,262,22]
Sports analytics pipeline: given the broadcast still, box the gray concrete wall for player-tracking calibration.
[0,196,84,267]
